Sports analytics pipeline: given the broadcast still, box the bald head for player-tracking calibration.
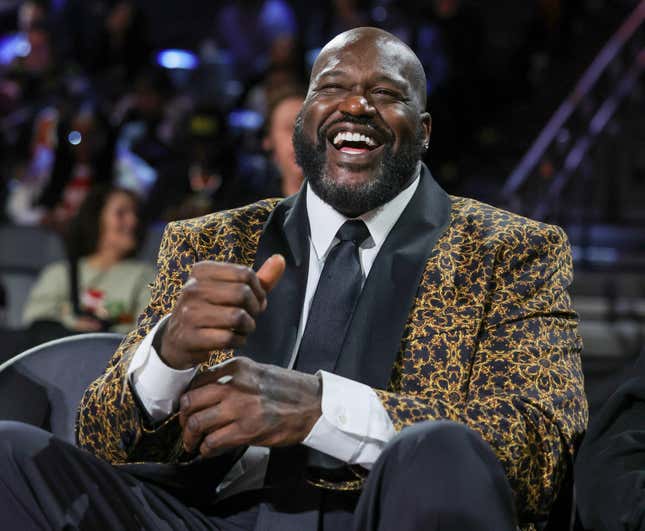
[310,27,428,110]
[293,26,432,217]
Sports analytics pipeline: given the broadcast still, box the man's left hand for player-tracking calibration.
[179,357,322,457]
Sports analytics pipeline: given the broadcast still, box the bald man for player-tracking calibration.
[0,28,586,531]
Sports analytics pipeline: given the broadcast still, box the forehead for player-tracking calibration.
[273,97,304,119]
[311,35,417,88]
[106,191,135,208]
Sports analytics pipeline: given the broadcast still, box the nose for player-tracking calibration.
[125,211,138,230]
[337,94,376,117]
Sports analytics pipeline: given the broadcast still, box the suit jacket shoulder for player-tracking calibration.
[449,194,568,247]
[171,198,282,263]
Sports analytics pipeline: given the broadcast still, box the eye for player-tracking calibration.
[317,84,345,95]
[373,88,400,99]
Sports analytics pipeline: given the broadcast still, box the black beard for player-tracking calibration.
[292,112,425,217]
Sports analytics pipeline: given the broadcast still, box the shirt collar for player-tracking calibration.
[305,166,421,260]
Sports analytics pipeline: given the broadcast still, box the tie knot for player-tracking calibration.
[336,219,370,245]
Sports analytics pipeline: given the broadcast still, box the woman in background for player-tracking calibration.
[23,185,153,337]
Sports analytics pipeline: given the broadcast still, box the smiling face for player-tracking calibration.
[293,28,431,217]
[97,191,139,259]
[266,96,305,196]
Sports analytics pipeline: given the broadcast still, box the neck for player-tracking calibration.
[86,248,123,270]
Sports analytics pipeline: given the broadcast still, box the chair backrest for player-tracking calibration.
[0,224,66,329]
[0,333,122,444]
[0,270,38,328]
[0,224,65,272]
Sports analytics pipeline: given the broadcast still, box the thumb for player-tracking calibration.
[257,254,286,293]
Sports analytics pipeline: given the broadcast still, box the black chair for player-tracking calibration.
[0,332,248,506]
[0,333,122,443]
[0,224,66,329]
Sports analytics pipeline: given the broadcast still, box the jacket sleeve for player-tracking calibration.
[374,224,588,521]
[76,221,198,464]
[575,356,645,531]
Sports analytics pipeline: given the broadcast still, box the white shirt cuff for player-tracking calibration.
[127,315,197,421]
[302,370,396,469]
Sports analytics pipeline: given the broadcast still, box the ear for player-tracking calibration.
[262,135,272,153]
[420,112,432,149]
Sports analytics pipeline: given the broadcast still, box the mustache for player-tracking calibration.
[318,115,393,145]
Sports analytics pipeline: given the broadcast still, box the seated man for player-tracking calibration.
[0,27,586,531]
[575,355,645,530]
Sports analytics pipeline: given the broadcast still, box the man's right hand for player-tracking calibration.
[159,255,286,370]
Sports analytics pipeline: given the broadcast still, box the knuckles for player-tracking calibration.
[186,415,201,433]
[237,265,255,284]
[235,284,254,310]
[231,308,252,330]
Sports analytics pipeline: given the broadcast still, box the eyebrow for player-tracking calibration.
[315,69,347,81]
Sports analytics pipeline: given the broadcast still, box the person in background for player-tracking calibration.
[161,106,240,221]
[22,185,153,337]
[575,352,645,530]
[6,104,116,230]
[40,105,116,230]
[214,0,298,85]
[262,84,305,196]
[112,68,186,223]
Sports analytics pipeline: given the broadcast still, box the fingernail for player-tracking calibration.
[180,395,189,411]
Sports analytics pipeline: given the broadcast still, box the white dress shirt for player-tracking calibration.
[128,173,420,497]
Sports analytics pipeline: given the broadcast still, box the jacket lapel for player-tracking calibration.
[335,165,452,389]
[238,187,310,368]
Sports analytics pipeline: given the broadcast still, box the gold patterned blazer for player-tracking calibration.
[77,166,587,529]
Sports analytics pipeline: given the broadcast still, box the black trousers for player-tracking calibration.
[0,420,517,531]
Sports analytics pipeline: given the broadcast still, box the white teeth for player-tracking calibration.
[332,131,378,147]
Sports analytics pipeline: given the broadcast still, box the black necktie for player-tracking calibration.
[295,219,371,374]
[264,220,372,487]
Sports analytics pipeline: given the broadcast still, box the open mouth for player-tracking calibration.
[328,130,384,156]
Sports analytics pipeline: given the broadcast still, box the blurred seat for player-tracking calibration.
[0,270,38,328]
[0,224,65,273]
[0,333,122,444]
[0,225,66,329]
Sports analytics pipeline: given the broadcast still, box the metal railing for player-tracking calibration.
[501,0,645,221]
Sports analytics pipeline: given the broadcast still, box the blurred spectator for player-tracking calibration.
[301,0,371,51]
[0,0,624,228]
[22,185,153,337]
[214,0,298,84]
[6,104,116,230]
[112,67,186,221]
[5,105,59,225]
[262,84,305,197]
[1,1,62,107]
[161,106,242,221]
[60,0,150,99]
[329,0,370,34]
[408,0,486,184]
[92,1,151,98]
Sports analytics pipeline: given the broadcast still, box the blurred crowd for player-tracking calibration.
[0,0,603,348]
[0,0,591,229]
